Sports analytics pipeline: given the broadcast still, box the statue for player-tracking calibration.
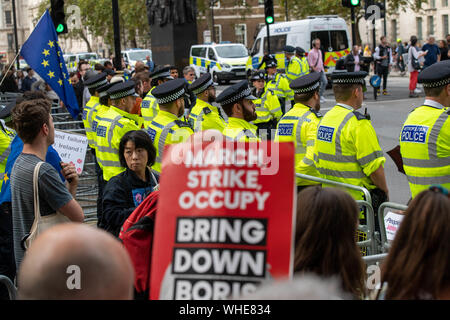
[146,0,196,27]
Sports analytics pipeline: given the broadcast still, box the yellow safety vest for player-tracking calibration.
[223,117,261,142]
[0,124,12,190]
[300,57,310,76]
[82,96,100,149]
[315,103,385,200]
[265,73,294,102]
[286,56,303,83]
[141,87,159,128]
[275,103,322,186]
[95,106,142,181]
[188,98,227,132]
[252,88,282,124]
[399,102,450,198]
[146,110,194,174]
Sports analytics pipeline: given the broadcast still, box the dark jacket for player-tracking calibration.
[102,168,159,237]
[344,53,365,72]
[0,73,18,93]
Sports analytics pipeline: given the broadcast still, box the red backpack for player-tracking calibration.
[119,190,159,300]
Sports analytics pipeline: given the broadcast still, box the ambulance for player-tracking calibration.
[246,15,351,75]
[189,42,249,84]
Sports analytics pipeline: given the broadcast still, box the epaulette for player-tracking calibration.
[175,120,192,129]
[203,107,212,115]
[353,111,369,120]
[310,109,323,118]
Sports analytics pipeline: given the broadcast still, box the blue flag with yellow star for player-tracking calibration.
[20,10,79,119]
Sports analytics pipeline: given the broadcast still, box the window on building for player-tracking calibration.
[235,24,247,46]
[431,0,436,7]
[7,33,13,49]
[443,15,449,37]
[443,0,449,7]
[428,16,434,35]
[214,25,222,43]
[258,0,264,4]
[391,20,397,42]
[417,17,423,40]
[5,10,12,25]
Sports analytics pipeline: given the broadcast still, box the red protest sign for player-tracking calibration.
[150,140,296,300]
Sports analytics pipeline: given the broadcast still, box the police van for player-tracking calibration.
[64,52,100,72]
[247,15,351,75]
[122,49,152,68]
[189,42,249,84]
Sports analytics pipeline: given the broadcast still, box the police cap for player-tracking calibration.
[188,73,217,95]
[216,80,257,106]
[0,99,16,122]
[295,47,305,55]
[84,72,108,90]
[265,60,277,69]
[331,71,367,91]
[283,45,296,54]
[152,78,186,105]
[250,70,265,81]
[107,81,139,100]
[97,82,114,99]
[150,66,174,81]
[290,72,321,94]
[418,60,450,88]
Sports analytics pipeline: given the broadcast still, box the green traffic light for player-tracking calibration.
[56,24,65,33]
[266,16,274,24]
[350,0,360,5]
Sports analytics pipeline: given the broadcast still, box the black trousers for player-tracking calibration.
[377,65,389,90]
[0,202,16,300]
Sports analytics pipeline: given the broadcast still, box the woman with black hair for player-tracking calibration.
[102,130,159,237]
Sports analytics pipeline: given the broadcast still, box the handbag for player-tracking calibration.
[411,47,421,70]
[21,162,70,250]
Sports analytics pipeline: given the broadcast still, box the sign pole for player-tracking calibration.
[112,0,122,71]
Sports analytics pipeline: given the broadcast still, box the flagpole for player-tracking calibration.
[0,51,21,89]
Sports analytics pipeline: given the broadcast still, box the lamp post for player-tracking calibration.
[112,0,122,70]
[12,0,19,70]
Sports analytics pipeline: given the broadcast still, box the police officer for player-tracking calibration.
[315,71,388,230]
[217,80,260,142]
[265,60,294,114]
[188,73,226,132]
[83,72,108,150]
[249,70,282,140]
[275,73,322,193]
[295,47,310,76]
[399,60,450,198]
[141,66,174,128]
[284,45,304,84]
[146,78,194,174]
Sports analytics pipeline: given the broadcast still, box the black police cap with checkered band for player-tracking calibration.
[283,45,296,54]
[84,72,108,89]
[97,82,114,98]
[290,72,321,94]
[250,70,265,81]
[331,71,368,85]
[150,66,174,81]
[189,73,217,95]
[107,81,139,100]
[216,80,258,106]
[418,60,450,88]
[152,78,187,105]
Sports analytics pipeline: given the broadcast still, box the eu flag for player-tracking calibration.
[20,10,79,119]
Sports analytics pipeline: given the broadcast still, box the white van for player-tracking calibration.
[65,52,100,72]
[189,43,249,84]
[122,49,152,68]
[247,15,351,75]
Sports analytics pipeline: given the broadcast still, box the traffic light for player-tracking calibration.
[342,0,361,7]
[50,0,68,34]
[264,0,274,25]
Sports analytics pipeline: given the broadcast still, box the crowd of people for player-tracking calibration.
[0,36,448,301]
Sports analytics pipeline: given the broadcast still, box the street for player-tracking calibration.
[216,74,417,205]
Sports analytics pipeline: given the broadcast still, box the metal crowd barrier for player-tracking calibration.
[0,92,22,104]
[51,104,99,225]
[295,173,379,255]
[377,202,408,253]
[362,253,388,266]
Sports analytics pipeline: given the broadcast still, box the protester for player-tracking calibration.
[396,39,406,76]
[102,131,159,237]
[69,72,79,85]
[408,35,427,98]
[0,65,19,93]
[422,35,441,69]
[133,71,152,98]
[183,66,196,84]
[103,60,113,70]
[16,70,24,91]
[373,36,394,95]
[21,68,37,93]
[294,186,366,299]
[169,65,179,79]
[10,98,84,268]
[74,61,91,112]
[94,63,105,73]
[439,40,449,61]
[344,45,364,72]
[146,55,155,73]
[308,39,327,103]
[375,187,450,300]
[17,223,134,300]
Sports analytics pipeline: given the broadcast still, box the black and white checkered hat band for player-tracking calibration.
[421,78,450,88]
[192,79,213,95]
[220,87,251,105]
[293,81,320,94]
[153,71,172,79]
[333,78,365,85]
[87,78,108,89]
[110,88,136,100]
[99,91,108,98]
[156,88,186,104]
